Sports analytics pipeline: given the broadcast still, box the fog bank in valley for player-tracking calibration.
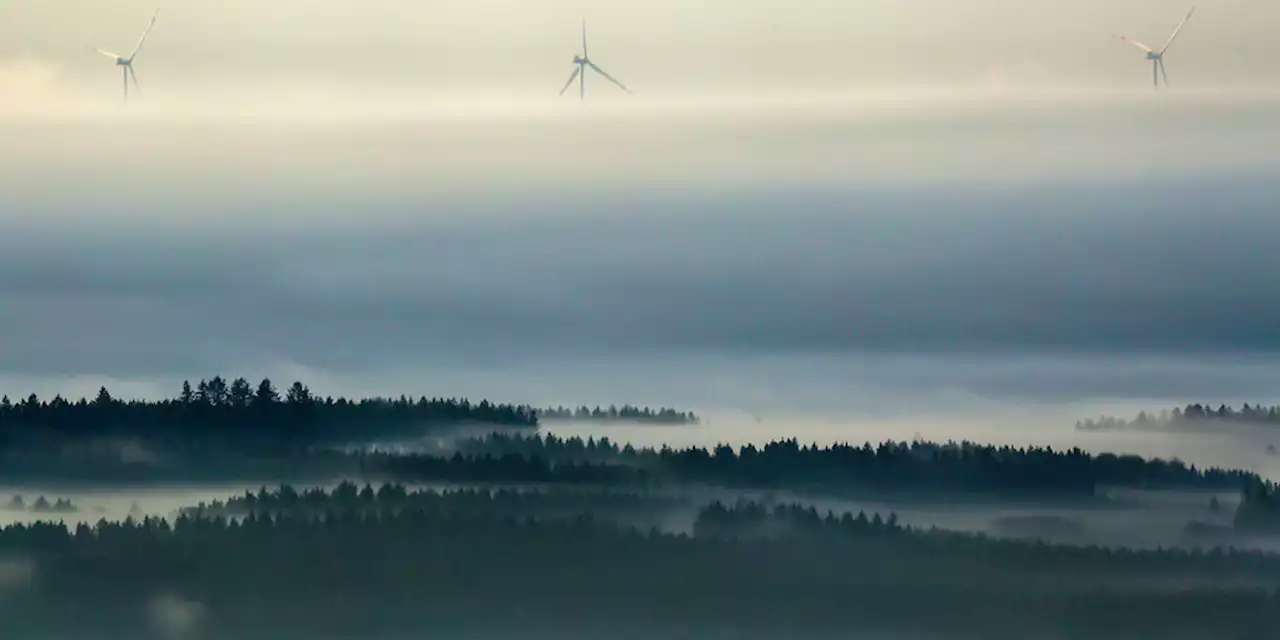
[1,93,1279,472]
[5,2,1280,639]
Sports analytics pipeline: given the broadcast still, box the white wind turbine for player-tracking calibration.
[559,20,632,101]
[97,9,160,100]
[1117,6,1196,89]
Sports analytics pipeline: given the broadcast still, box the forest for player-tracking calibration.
[1,486,1278,639]
[536,404,699,424]
[1235,479,1280,533]
[399,432,1257,499]
[1077,402,1280,431]
[3,495,78,514]
[0,378,537,453]
[180,483,687,530]
[3,381,1280,638]
[0,380,700,459]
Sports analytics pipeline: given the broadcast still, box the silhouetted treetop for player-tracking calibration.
[1235,478,1280,534]
[180,483,686,528]
[536,404,699,424]
[0,377,538,454]
[1078,403,1280,432]
[382,432,1256,497]
[2,493,1280,638]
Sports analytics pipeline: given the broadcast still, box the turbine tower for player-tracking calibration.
[97,9,159,101]
[1118,6,1196,89]
[559,20,631,102]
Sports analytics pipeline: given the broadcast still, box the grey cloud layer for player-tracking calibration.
[4,0,1280,93]
[2,173,1278,381]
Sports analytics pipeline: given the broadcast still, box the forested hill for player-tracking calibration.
[382,432,1258,497]
[4,492,1280,638]
[536,405,698,424]
[0,377,537,453]
[1235,479,1280,534]
[1078,403,1280,431]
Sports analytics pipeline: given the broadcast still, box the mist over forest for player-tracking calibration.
[2,380,1280,638]
[6,0,1280,637]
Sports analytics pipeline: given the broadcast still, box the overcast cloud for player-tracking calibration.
[2,0,1279,98]
[3,2,1280,418]
[4,152,1280,409]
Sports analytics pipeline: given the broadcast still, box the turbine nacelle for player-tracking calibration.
[1116,6,1195,89]
[559,20,631,101]
[97,8,158,100]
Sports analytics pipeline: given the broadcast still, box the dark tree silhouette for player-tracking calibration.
[0,492,1277,639]
[1078,403,1280,432]
[536,404,699,424]
[1235,478,1280,533]
[416,432,1255,498]
[0,378,538,457]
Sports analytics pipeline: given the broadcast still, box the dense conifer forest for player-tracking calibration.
[0,378,538,453]
[1236,479,1280,533]
[536,405,699,424]
[388,432,1255,499]
[180,483,687,530]
[2,382,1279,638]
[2,486,1278,639]
[0,380,700,460]
[1078,402,1280,431]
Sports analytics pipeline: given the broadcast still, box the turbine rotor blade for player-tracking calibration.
[1160,6,1196,54]
[1160,58,1170,86]
[559,66,581,96]
[129,9,160,60]
[587,61,631,94]
[1117,36,1153,53]
[129,65,141,93]
[97,48,122,60]
[582,19,588,58]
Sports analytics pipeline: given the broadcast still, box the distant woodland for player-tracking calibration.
[396,432,1254,498]
[0,379,698,457]
[2,485,1278,639]
[1078,403,1280,432]
[536,405,699,424]
[181,483,687,530]
[0,378,536,452]
[1236,479,1280,534]
[2,495,78,514]
[1,380,1279,638]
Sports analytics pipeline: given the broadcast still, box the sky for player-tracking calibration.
[3,1,1280,441]
[1,0,1279,101]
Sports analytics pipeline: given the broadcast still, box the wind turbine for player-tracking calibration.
[97,9,159,100]
[559,20,632,101]
[1117,6,1196,89]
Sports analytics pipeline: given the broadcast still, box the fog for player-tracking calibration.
[4,88,1280,474]
[3,0,1280,95]
[6,4,1280,638]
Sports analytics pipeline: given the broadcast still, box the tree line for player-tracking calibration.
[1235,478,1280,534]
[1077,403,1280,431]
[181,483,686,528]
[536,405,699,424]
[2,496,1278,638]
[3,495,77,514]
[423,432,1257,498]
[0,378,538,453]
